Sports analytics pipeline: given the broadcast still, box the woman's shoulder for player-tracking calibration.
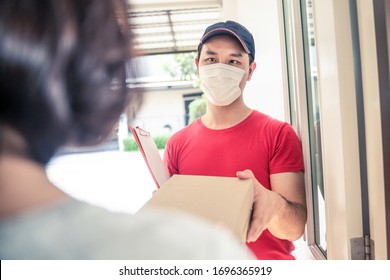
[0,198,254,259]
[76,203,255,259]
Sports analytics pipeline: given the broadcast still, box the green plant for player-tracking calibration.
[123,136,139,151]
[122,134,170,152]
[153,135,170,149]
[161,52,198,81]
[188,94,207,123]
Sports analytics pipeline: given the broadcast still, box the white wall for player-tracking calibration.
[222,0,287,121]
[132,88,198,134]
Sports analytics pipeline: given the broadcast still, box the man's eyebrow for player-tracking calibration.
[230,52,243,58]
[204,50,244,58]
[205,50,217,55]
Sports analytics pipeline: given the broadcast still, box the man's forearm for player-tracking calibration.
[267,193,307,241]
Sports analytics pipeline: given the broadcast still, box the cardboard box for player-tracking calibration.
[139,174,253,243]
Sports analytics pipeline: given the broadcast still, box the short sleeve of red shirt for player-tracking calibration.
[269,123,304,174]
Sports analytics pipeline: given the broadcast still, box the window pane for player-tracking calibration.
[300,0,327,255]
[281,1,297,127]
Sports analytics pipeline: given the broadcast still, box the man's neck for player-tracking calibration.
[201,100,253,130]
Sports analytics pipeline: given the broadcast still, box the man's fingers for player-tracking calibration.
[237,169,265,242]
[236,169,255,180]
[247,213,265,242]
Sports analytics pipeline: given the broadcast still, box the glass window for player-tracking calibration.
[282,0,327,257]
[281,1,297,127]
[300,0,327,256]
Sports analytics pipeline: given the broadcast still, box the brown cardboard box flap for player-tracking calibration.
[140,174,253,243]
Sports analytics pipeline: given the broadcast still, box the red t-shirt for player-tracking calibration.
[163,110,304,259]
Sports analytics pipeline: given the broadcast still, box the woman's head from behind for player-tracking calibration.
[0,0,139,164]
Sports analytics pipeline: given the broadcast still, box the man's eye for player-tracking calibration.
[206,58,216,63]
[229,60,238,64]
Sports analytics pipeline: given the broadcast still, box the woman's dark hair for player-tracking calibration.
[0,0,140,164]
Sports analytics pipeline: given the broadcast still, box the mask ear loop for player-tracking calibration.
[240,66,252,91]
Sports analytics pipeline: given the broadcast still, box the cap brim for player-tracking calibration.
[200,28,251,54]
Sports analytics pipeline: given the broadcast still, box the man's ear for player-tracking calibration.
[195,56,200,75]
[248,62,257,81]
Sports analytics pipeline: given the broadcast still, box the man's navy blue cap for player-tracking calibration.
[198,20,255,61]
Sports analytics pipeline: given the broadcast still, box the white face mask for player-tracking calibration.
[199,63,245,106]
